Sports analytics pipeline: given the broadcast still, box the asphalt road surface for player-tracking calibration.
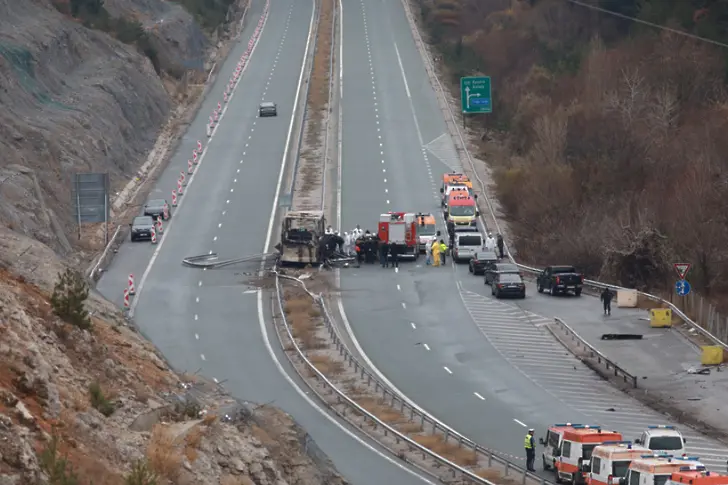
[338,0,728,473]
[98,0,435,483]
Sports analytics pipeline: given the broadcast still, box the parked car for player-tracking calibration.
[484,262,520,285]
[130,216,155,242]
[469,250,498,275]
[143,198,169,220]
[492,273,526,299]
[259,102,277,117]
[536,265,584,296]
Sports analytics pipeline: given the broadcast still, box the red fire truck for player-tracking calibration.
[378,212,421,259]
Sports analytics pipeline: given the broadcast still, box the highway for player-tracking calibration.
[97,0,435,483]
[338,0,728,473]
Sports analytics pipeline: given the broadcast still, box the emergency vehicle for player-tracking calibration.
[554,425,623,485]
[440,172,474,207]
[587,442,651,485]
[621,456,705,485]
[415,213,437,253]
[377,212,420,259]
[635,426,687,457]
[668,469,728,485]
[444,191,478,226]
[542,424,602,472]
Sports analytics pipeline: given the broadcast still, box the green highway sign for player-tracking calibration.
[460,76,492,114]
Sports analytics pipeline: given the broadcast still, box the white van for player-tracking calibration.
[453,232,483,262]
[635,426,687,457]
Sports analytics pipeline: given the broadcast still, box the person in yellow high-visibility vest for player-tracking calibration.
[524,428,536,472]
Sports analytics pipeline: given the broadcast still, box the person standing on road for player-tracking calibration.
[432,240,441,267]
[525,429,536,472]
[439,240,448,265]
[379,240,390,268]
[601,288,614,316]
[425,239,433,265]
[390,244,400,268]
[497,234,505,259]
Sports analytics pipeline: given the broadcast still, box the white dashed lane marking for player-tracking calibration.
[195,5,296,365]
[458,288,728,466]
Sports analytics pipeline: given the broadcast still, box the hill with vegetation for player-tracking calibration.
[416,0,728,299]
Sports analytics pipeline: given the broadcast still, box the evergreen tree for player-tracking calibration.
[39,429,80,485]
[51,269,92,330]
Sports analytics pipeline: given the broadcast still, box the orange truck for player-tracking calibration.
[553,425,623,485]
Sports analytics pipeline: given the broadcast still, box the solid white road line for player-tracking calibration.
[513,419,527,427]
[254,0,435,480]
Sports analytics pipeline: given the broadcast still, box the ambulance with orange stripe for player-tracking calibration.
[587,442,650,485]
[440,172,475,207]
[553,425,623,485]
[667,469,728,485]
[620,456,705,485]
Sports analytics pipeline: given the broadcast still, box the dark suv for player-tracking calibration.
[484,262,520,285]
[130,216,155,242]
[492,273,526,299]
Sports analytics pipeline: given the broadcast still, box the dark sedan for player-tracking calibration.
[492,273,526,299]
[484,262,520,285]
[130,216,155,242]
[143,199,168,220]
[259,102,277,117]
[469,250,498,275]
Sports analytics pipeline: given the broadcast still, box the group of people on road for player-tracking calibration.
[425,239,449,266]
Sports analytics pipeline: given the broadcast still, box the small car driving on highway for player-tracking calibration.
[492,272,526,299]
[143,198,169,221]
[468,250,498,275]
[484,262,520,285]
[130,216,155,242]
[259,102,277,117]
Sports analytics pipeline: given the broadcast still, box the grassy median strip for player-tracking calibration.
[276,272,535,484]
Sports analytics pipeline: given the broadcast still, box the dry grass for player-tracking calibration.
[306,0,335,141]
[412,434,478,467]
[474,468,519,485]
[201,413,217,426]
[284,293,327,349]
[147,425,182,481]
[308,354,344,375]
[397,422,424,433]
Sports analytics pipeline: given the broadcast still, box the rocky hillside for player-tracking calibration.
[0,225,349,485]
[0,0,239,260]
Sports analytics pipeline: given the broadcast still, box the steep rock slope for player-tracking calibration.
[0,226,349,485]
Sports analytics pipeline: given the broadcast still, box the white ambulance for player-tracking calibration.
[621,456,704,485]
[587,442,651,485]
[667,469,728,485]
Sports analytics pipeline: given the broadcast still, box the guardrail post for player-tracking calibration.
[505,461,510,476]
[352,360,357,372]
[522,470,528,485]
[488,452,493,467]
[444,428,450,443]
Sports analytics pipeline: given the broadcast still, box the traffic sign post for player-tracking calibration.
[673,263,691,280]
[675,279,691,296]
[460,77,492,114]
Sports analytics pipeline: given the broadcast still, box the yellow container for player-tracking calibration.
[700,346,724,365]
[649,308,672,328]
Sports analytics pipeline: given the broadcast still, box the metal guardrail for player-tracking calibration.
[274,272,552,485]
[395,0,728,354]
[547,318,638,388]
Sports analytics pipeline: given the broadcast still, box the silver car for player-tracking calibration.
[259,102,277,117]
[453,232,483,262]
